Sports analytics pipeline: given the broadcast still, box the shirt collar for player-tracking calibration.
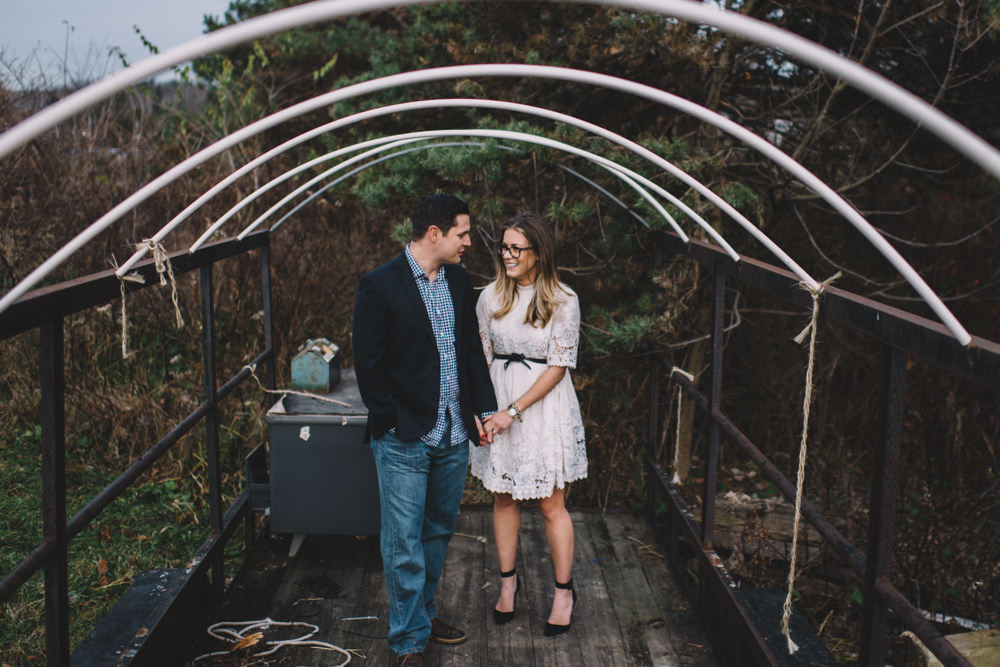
[405,244,445,283]
[404,244,427,281]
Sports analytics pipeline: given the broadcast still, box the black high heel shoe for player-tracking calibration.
[493,568,519,625]
[543,579,576,636]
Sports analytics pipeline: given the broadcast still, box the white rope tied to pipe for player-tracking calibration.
[191,617,352,666]
[781,271,840,654]
[113,239,184,360]
[669,367,696,485]
[244,363,351,408]
[116,271,145,359]
[143,238,184,328]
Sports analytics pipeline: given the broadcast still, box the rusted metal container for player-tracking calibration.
[290,338,340,392]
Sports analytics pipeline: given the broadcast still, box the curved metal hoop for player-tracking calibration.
[153,99,734,264]
[0,2,990,343]
[0,64,972,344]
[187,130,692,251]
[2,0,997,180]
[264,142,656,234]
[226,131,702,251]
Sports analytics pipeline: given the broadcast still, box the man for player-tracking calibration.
[353,193,497,666]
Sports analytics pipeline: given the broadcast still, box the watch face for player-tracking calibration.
[508,407,518,417]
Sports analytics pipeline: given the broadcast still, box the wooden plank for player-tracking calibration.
[617,513,717,666]
[319,534,381,663]
[270,533,375,664]
[481,505,539,667]
[187,532,375,664]
[570,510,637,666]
[208,533,290,620]
[432,508,488,667]
[707,493,824,562]
[521,508,582,666]
[590,511,679,667]
[905,628,1000,667]
[195,508,725,666]
[345,532,392,665]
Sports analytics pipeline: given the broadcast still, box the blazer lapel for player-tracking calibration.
[393,253,435,341]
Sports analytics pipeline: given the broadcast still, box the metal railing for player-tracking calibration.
[647,230,999,667]
[3,225,995,666]
[0,231,275,666]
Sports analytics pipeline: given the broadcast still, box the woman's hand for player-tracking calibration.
[483,411,515,438]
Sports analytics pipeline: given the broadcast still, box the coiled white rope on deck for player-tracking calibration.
[191,618,352,666]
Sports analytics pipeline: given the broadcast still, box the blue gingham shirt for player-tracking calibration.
[404,246,468,447]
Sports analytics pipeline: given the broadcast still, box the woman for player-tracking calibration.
[474,212,587,635]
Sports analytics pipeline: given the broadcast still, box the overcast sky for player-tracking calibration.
[1,0,235,87]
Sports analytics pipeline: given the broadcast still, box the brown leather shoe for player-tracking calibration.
[430,617,467,644]
[395,653,424,666]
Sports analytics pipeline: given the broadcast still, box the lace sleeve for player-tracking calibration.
[547,290,580,368]
[476,287,494,363]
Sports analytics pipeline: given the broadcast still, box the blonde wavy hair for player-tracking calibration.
[492,212,568,328]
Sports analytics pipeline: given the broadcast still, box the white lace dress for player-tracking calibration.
[469,281,587,500]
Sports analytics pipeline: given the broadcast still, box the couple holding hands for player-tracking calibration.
[353,193,587,666]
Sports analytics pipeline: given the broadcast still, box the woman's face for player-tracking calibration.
[500,227,538,286]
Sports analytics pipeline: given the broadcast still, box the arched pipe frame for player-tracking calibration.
[193,130,693,246]
[218,129,712,251]
[0,1,995,343]
[249,139,665,235]
[135,94,765,281]
[265,146,656,232]
[265,141,514,233]
[264,142,654,233]
[0,66,975,346]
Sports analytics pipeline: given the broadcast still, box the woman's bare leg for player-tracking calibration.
[493,492,521,612]
[539,487,574,625]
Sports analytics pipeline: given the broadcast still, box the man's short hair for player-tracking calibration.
[411,193,469,240]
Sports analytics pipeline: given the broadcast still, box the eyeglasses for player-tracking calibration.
[497,243,535,258]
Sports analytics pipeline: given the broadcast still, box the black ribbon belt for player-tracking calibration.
[494,352,547,369]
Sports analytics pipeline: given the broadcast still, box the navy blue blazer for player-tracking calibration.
[352,252,497,442]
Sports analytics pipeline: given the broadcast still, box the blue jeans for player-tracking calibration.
[370,425,468,656]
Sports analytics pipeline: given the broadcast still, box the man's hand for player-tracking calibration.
[474,415,493,445]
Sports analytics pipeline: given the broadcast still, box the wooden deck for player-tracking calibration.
[193,508,717,666]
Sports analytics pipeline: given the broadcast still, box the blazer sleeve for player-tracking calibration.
[352,270,395,429]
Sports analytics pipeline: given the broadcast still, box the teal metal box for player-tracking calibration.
[291,338,341,392]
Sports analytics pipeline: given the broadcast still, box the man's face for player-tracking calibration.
[435,214,472,265]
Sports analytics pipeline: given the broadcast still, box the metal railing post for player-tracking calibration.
[648,357,660,523]
[701,270,725,546]
[261,236,276,392]
[200,264,224,600]
[39,317,69,666]
[860,344,907,665]
[248,236,276,547]
[647,241,663,522]
[40,318,69,667]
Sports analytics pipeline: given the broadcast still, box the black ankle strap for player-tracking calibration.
[500,568,517,578]
[554,579,573,589]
